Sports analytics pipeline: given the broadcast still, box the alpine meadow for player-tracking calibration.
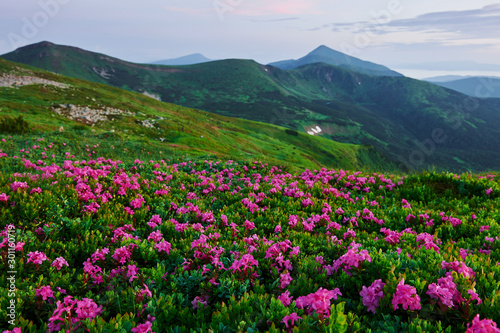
[1,1,500,332]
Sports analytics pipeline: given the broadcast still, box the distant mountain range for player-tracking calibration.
[424,76,500,98]
[3,41,500,172]
[268,45,402,77]
[151,53,212,66]
[395,61,500,72]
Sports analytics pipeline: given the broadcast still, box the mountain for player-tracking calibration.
[268,45,403,77]
[426,77,500,98]
[424,75,472,83]
[394,61,500,71]
[151,53,212,66]
[4,41,500,172]
[0,57,394,171]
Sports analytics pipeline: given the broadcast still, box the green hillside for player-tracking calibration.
[3,41,500,172]
[0,57,394,172]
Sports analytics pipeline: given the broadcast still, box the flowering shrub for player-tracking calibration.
[0,137,499,332]
[392,279,421,311]
[360,279,385,313]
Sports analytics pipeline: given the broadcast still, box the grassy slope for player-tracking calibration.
[3,42,500,172]
[0,58,394,172]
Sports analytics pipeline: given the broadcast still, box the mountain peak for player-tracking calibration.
[268,45,402,77]
[18,40,56,50]
[151,53,212,66]
[311,45,334,53]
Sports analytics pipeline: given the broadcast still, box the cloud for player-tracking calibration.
[314,4,500,46]
[386,4,500,38]
[229,0,322,16]
[249,17,299,23]
[164,1,320,19]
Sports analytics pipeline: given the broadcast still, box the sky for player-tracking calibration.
[1,0,500,79]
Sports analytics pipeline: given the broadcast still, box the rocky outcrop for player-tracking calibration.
[0,73,70,88]
[52,104,134,123]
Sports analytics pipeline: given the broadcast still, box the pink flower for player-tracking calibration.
[278,290,293,307]
[480,225,490,232]
[148,215,162,228]
[83,202,101,214]
[127,264,139,283]
[288,215,299,228]
[30,187,42,194]
[466,314,500,333]
[75,298,103,320]
[14,242,24,252]
[175,223,188,233]
[229,253,259,273]
[289,246,300,258]
[244,220,256,231]
[392,279,421,311]
[325,241,371,275]
[191,295,209,309]
[148,230,163,242]
[112,246,133,264]
[282,313,302,329]
[155,240,172,254]
[91,248,110,263]
[416,233,440,253]
[27,251,48,265]
[124,207,135,215]
[131,321,153,333]
[468,289,482,305]
[343,228,356,240]
[280,270,293,289]
[137,284,153,301]
[10,181,28,192]
[486,187,493,196]
[296,287,342,317]
[380,228,401,244]
[36,285,55,300]
[441,260,475,279]
[360,279,385,313]
[302,197,314,207]
[427,275,458,308]
[2,328,21,333]
[130,195,145,209]
[51,257,69,271]
[0,193,10,202]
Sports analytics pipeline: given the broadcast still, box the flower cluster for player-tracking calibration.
[392,279,421,311]
[296,287,342,318]
[360,279,385,313]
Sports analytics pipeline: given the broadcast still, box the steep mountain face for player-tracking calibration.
[426,77,500,99]
[268,45,403,77]
[3,41,500,172]
[151,53,212,66]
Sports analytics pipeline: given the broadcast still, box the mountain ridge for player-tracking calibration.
[425,76,500,98]
[3,41,500,172]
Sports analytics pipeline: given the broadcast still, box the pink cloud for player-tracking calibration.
[228,0,322,16]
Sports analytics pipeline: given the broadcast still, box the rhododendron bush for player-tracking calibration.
[0,136,499,332]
